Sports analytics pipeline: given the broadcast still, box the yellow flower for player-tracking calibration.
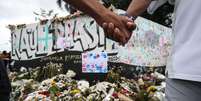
[51,80,56,86]
[70,89,81,95]
[147,86,157,93]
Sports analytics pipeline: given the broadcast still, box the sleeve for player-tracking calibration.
[147,0,174,14]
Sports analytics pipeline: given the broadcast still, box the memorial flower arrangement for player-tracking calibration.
[10,67,165,101]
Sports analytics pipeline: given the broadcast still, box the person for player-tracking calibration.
[0,60,11,101]
[62,0,136,45]
[61,0,201,100]
[104,0,201,101]
[1,51,9,68]
[7,52,13,72]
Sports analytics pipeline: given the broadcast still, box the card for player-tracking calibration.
[82,52,108,73]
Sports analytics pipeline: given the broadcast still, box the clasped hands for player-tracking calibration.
[96,11,136,45]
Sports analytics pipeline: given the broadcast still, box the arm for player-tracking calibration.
[63,0,110,25]
[127,0,152,16]
[63,0,134,44]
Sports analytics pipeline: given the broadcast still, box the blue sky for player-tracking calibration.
[0,0,69,52]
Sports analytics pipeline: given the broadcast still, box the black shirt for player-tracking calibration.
[0,60,11,94]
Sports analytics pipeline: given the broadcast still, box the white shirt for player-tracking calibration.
[149,0,201,82]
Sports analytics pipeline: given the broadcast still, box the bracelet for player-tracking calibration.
[119,13,137,21]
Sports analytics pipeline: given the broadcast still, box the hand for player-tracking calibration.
[102,16,136,45]
[94,11,136,45]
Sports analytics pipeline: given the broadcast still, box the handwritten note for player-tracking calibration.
[82,52,108,73]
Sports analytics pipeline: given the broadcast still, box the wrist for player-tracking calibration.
[93,8,112,25]
[95,8,110,18]
[126,11,140,19]
[119,12,137,21]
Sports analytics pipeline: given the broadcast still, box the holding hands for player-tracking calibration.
[95,11,136,45]
[62,0,138,45]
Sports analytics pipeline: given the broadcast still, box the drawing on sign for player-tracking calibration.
[82,52,108,73]
[10,14,172,66]
[11,17,106,60]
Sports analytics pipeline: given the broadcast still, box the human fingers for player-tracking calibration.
[114,28,127,45]
[107,22,115,35]
[125,22,136,41]
[102,22,110,38]
[104,22,116,41]
[127,22,136,32]
[102,23,127,45]
[103,23,115,40]
[119,16,135,42]
[124,16,133,22]
[121,16,136,32]
[117,16,133,40]
[121,28,132,44]
[102,22,108,29]
[102,22,114,40]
